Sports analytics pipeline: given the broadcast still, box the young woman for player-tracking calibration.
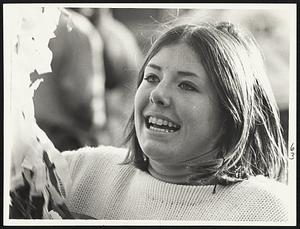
[10,22,288,222]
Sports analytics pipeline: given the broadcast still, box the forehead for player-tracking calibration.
[147,43,206,74]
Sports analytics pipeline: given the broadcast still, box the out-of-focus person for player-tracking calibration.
[74,8,143,90]
[32,9,107,151]
[72,8,144,146]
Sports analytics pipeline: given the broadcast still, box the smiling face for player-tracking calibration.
[134,42,224,170]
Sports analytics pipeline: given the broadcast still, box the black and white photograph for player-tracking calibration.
[3,3,297,226]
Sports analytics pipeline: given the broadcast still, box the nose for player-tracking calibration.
[149,83,171,107]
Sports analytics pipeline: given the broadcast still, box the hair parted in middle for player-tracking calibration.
[122,22,287,185]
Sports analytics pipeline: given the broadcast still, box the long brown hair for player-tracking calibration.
[123,22,287,184]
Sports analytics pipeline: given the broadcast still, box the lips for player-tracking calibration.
[145,115,181,133]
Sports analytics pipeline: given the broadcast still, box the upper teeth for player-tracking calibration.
[148,116,179,128]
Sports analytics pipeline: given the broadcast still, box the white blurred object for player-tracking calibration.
[8,6,72,219]
[33,9,107,151]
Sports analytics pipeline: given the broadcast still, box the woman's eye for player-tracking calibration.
[144,74,160,83]
[178,82,197,91]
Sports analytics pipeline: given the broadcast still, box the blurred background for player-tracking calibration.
[32,7,290,151]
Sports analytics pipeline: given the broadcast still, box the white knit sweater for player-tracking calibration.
[62,145,289,222]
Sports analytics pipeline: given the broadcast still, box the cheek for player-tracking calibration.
[134,85,149,123]
[203,106,224,137]
[135,85,147,107]
[184,99,223,132]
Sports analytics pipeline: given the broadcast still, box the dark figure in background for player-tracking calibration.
[32,9,107,151]
[72,8,143,146]
[33,8,143,149]
[72,8,143,91]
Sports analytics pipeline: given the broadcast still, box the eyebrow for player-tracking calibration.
[147,64,200,78]
[177,71,200,78]
[147,63,161,71]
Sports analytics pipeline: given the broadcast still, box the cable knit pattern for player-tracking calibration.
[62,146,289,222]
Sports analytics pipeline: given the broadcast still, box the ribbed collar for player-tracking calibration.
[130,169,232,205]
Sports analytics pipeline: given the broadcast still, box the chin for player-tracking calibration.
[141,143,173,161]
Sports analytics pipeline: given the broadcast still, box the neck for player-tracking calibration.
[148,147,222,185]
[148,160,192,185]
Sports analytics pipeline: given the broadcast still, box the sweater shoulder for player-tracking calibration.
[63,144,127,159]
[62,145,128,176]
[230,175,289,221]
[240,175,288,200]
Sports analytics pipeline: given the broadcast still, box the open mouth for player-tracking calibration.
[145,116,181,133]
